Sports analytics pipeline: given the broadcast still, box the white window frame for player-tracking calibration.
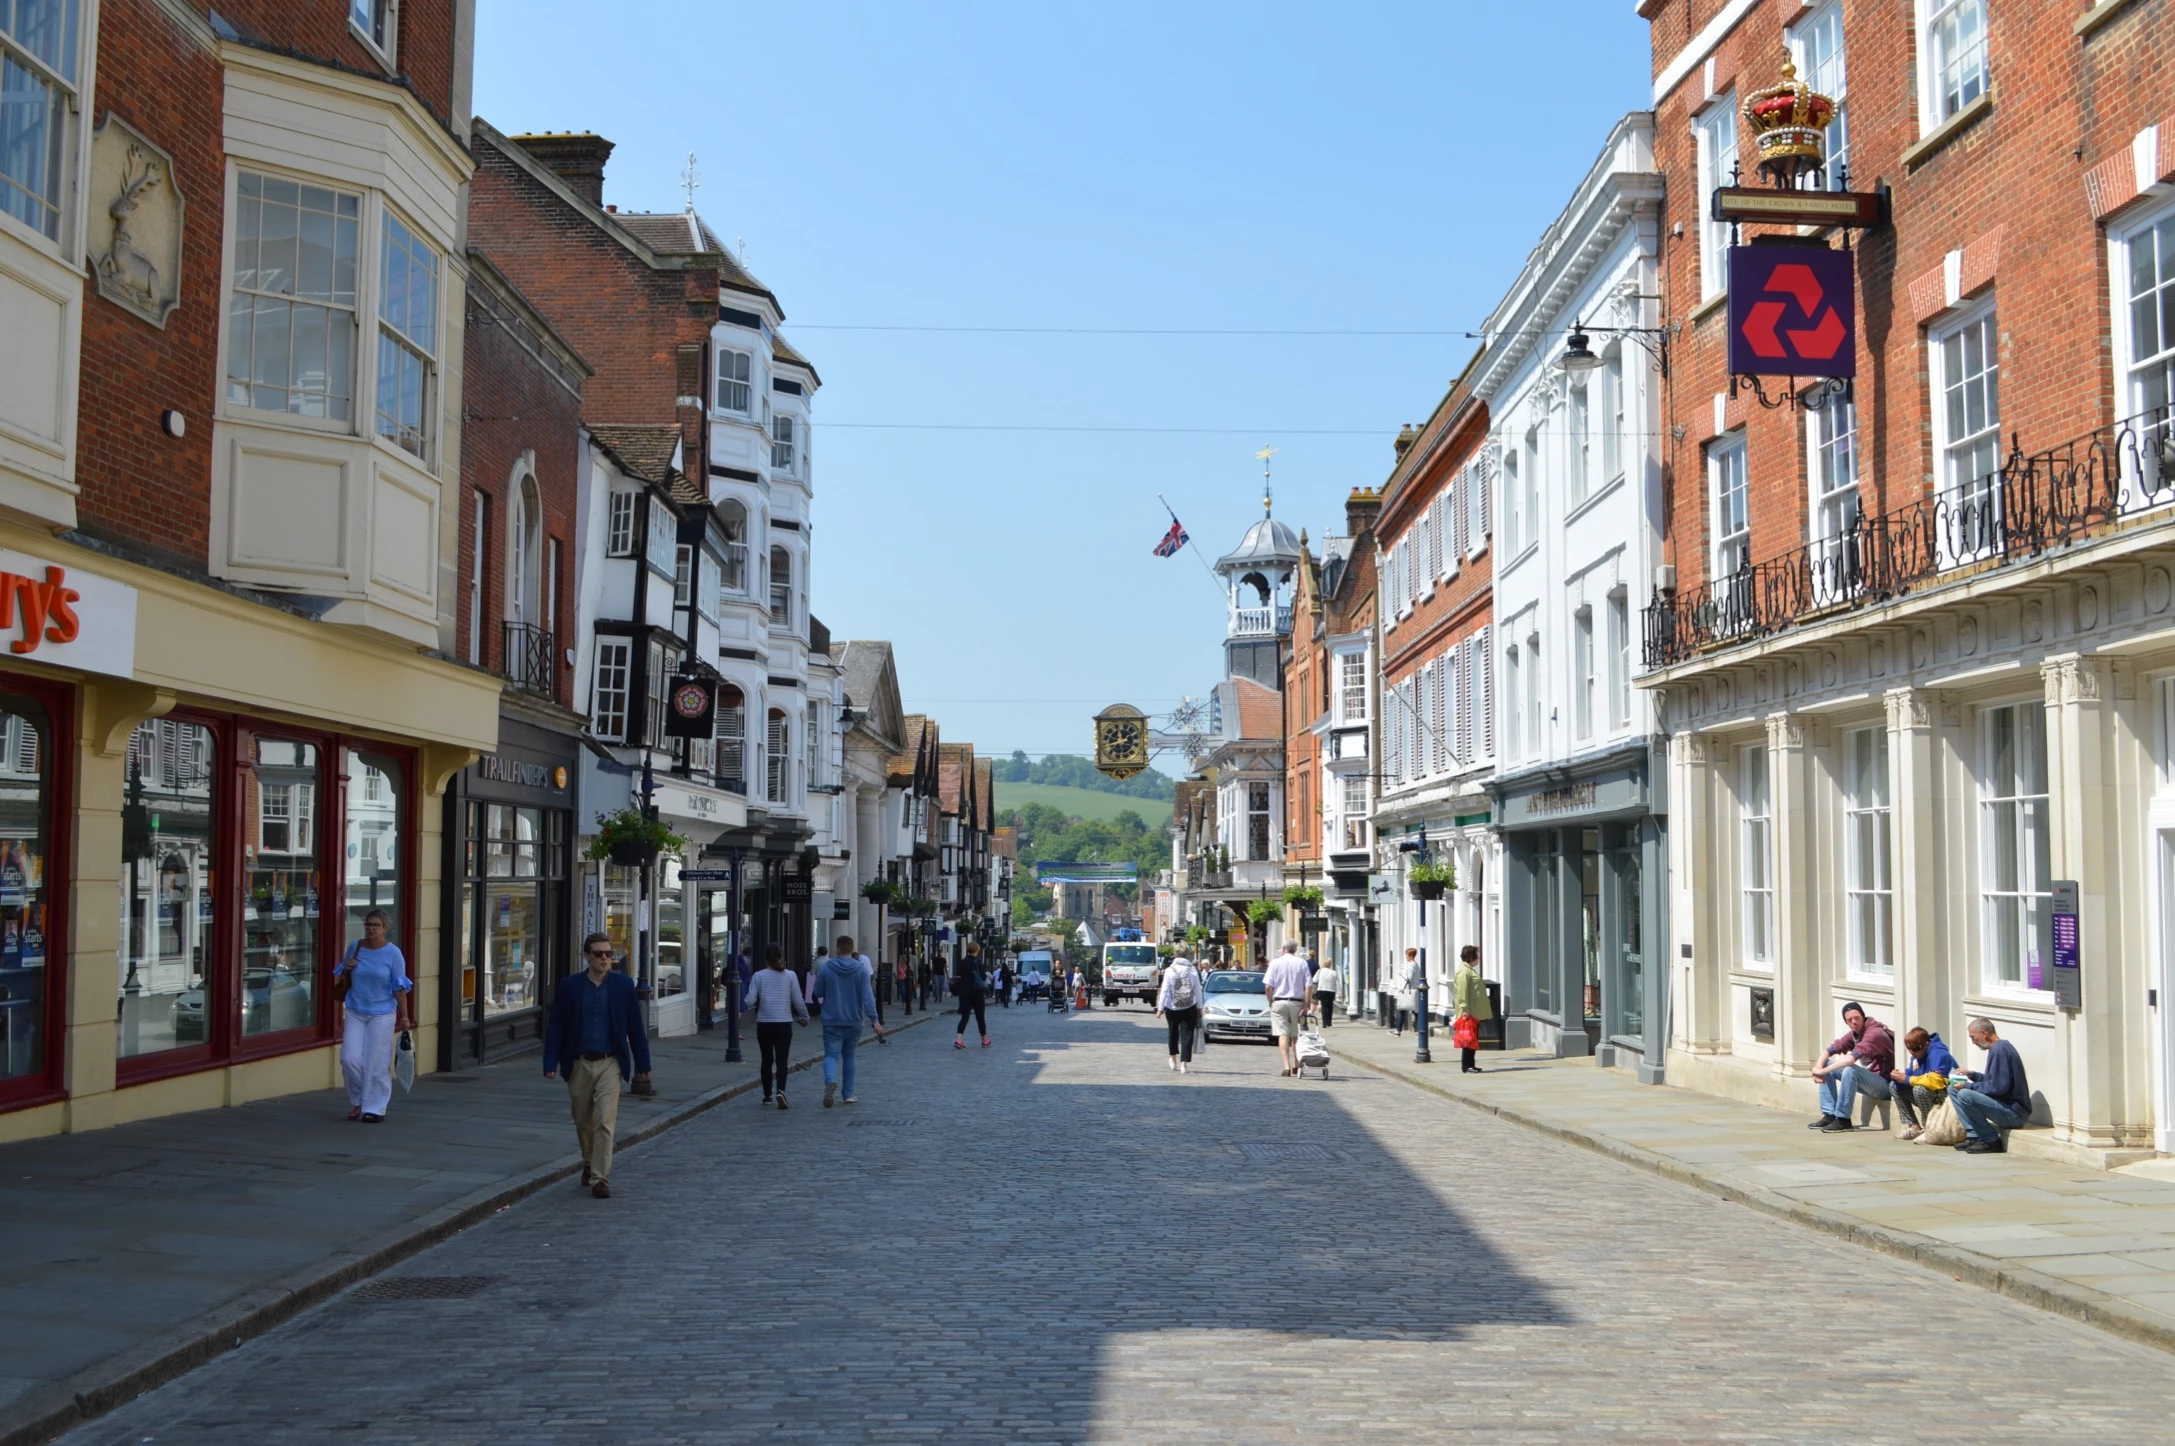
[1844,724,1894,979]
[673,543,693,608]
[1340,774,1369,850]
[1503,644,1523,764]
[1931,303,2002,563]
[592,637,632,742]
[1501,448,1521,556]
[226,169,363,428]
[1916,0,1989,135]
[374,208,438,459]
[1608,588,1632,730]
[2113,202,2175,506]
[467,488,486,665]
[1568,377,1592,507]
[1573,604,1595,743]
[1337,651,1367,724]
[349,0,398,69]
[1709,432,1751,628]
[1468,454,1491,557]
[1524,634,1542,759]
[1740,744,1773,969]
[1789,0,1848,184]
[771,412,796,474]
[0,0,86,247]
[1601,345,1625,486]
[716,346,752,414]
[606,490,636,557]
[767,709,791,804]
[1695,93,1740,300]
[1522,427,1541,556]
[1979,699,2052,992]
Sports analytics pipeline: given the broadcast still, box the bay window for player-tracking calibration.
[228,173,360,421]
[716,347,751,413]
[374,209,438,457]
[0,0,78,241]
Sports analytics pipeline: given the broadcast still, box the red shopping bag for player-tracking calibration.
[1452,1015,1480,1050]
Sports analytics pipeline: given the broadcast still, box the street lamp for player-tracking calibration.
[1397,829,1432,1065]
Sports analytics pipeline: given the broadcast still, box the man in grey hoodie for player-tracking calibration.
[808,945,884,1106]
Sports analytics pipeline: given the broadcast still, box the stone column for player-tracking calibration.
[2040,653,2138,1153]
[1885,688,1944,1036]
[1767,711,1821,1077]
[1671,730,1726,1056]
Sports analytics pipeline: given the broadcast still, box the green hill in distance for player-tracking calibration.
[994,781,1172,828]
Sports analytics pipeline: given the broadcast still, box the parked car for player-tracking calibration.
[1200,969,1270,1043]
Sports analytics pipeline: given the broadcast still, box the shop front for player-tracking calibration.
[441,721,581,1069]
[1494,747,1668,1081]
[0,533,500,1144]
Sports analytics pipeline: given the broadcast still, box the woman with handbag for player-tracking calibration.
[333,909,413,1122]
[1451,944,1490,1074]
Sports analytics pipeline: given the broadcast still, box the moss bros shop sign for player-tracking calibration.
[0,549,138,677]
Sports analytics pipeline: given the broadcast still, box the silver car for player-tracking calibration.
[1200,969,1271,1043]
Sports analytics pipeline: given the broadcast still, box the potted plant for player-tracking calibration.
[1246,898,1284,928]
[585,807,686,866]
[1281,884,1324,914]
[1407,857,1456,900]
[860,877,903,907]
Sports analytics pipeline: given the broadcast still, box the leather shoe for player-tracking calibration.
[1962,1138,2005,1154]
[591,1179,611,1198]
[580,1168,593,1187]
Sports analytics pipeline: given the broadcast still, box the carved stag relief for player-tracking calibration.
[88,115,183,328]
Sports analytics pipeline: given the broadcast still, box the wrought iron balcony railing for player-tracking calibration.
[1644,409,2175,669]
[501,622,555,698]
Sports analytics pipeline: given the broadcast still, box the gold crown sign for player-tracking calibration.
[1742,53,1836,183]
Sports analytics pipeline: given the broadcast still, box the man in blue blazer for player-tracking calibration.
[544,933,654,1198]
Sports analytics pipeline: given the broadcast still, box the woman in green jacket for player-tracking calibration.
[1452,944,1491,1074]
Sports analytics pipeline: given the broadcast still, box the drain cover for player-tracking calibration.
[1238,1142,1343,1164]
[351,1275,499,1303]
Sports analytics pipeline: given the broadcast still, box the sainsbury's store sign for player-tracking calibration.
[0,549,137,678]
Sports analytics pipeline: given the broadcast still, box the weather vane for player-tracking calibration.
[1255,443,1277,514]
[681,152,700,212]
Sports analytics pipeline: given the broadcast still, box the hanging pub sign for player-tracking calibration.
[1727,244,1856,379]
[663,674,716,739]
[1092,703,1150,781]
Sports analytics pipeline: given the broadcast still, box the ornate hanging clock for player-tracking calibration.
[1093,704,1150,780]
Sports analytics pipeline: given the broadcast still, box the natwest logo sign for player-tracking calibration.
[0,548,137,677]
[1727,244,1856,379]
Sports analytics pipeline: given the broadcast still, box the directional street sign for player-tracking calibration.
[1726,244,1856,379]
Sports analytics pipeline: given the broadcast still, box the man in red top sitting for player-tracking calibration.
[1809,1001,1895,1134]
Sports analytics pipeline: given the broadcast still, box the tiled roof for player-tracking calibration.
[939,761,964,813]
[975,758,994,831]
[587,423,681,489]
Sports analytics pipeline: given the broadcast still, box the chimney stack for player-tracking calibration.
[510,132,615,208]
[1392,422,1420,459]
[1345,487,1383,538]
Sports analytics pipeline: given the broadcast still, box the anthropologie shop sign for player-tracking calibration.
[0,548,137,677]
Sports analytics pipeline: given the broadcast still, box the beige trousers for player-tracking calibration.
[567,1056,623,1182]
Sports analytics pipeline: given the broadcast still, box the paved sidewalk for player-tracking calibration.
[0,1008,929,1446]
[1325,1018,2175,1352]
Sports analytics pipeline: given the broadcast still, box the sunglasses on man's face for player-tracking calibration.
[586,948,613,959]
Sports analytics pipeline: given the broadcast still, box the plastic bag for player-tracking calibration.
[1919,1097,1966,1146]
[394,1029,416,1092]
[1452,1015,1481,1050]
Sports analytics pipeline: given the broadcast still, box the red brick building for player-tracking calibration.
[1372,373,1499,1022]
[0,0,502,1139]
[1640,0,2175,1162]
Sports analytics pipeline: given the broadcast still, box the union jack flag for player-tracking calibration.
[1152,517,1188,557]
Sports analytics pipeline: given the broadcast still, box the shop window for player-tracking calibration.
[656,856,685,999]
[469,802,544,1017]
[0,690,55,1093]
[1980,701,2051,990]
[1740,744,1773,968]
[118,718,217,1061]
[344,750,405,949]
[243,738,323,1041]
[1844,726,1893,977]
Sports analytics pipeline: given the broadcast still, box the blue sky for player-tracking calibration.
[474,2,1652,763]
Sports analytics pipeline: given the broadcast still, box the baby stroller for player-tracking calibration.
[1047,980,1068,1013]
[1295,1027,1331,1079]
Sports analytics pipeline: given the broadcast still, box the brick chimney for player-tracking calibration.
[511,132,615,208]
[1345,487,1383,538]
[1392,422,1420,459]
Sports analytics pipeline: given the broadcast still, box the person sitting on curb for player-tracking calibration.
[1888,1026,1959,1141]
[1952,1016,2032,1154]
[1808,1001,1895,1133]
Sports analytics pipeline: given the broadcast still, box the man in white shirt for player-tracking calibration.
[1263,943,1315,1077]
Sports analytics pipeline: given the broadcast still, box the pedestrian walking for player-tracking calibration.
[1311,956,1340,1030]
[1264,941,1314,1077]
[896,957,913,1013]
[953,941,992,1049]
[333,908,413,1123]
[1392,947,1424,1035]
[809,944,884,1106]
[744,943,810,1108]
[1452,944,1491,1073]
[1156,951,1204,1073]
[543,934,653,1198]
[992,959,1009,1007]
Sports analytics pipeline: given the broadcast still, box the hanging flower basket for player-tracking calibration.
[1281,885,1325,915]
[861,878,904,907]
[585,807,686,865]
[1407,858,1456,900]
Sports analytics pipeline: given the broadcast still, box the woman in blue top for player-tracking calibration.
[334,909,413,1122]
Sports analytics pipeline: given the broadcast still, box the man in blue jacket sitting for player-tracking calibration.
[1952,1016,2032,1155]
[544,933,654,1198]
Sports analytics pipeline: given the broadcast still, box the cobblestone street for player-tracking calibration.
[61,1008,2175,1445]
